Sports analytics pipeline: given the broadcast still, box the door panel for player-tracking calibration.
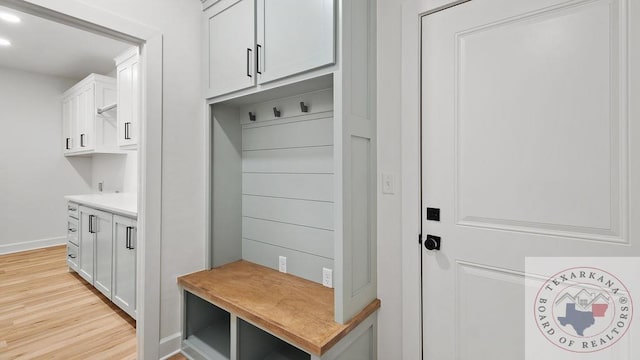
[113,215,136,319]
[206,0,255,97]
[421,0,638,358]
[78,207,94,284]
[94,209,113,299]
[257,0,335,84]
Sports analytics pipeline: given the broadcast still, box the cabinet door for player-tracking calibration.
[117,55,139,148]
[113,215,137,319]
[67,243,79,272]
[205,0,255,98]
[62,97,74,153]
[70,95,80,152]
[78,207,94,284]
[77,84,95,151]
[257,0,335,84]
[93,209,113,299]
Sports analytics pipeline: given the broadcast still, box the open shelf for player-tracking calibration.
[184,292,231,360]
[238,319,310,360]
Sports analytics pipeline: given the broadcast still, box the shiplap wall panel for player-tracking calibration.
[242,238,334,283]
[242,116,333,150]
[241,88,335,284]
[242,217,334,259]
[242,195,334,230]
[242,147,333,174]
[243,173,333,202]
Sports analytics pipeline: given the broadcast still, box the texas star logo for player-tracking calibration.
[534,267,633,353]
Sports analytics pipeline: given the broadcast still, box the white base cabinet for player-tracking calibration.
[71,202,137,320]
[113,215,137,319]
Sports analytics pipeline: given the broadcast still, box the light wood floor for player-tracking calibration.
[0,245,136,359]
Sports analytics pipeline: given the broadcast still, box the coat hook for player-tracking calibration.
[300,102,309,113]
[273,107,281,117]
[249,112,256,121]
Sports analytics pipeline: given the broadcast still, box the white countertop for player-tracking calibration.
[65,193,137,218]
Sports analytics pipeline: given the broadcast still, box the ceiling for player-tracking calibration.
[0,5,132,80]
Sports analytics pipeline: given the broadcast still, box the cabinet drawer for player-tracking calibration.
[67,217,79,246]
[67,202,79,219]
[67,243,79,271]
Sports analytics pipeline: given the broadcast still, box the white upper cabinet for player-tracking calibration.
[62,74,121,156]
[256,0,335,84]
[115,48,140,149]
[204,0,256,98]
[203,0,335,99]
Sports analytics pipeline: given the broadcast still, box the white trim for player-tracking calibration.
[0,1,164,359]
[158,332,183,359]
[400,2,423,359]
[0,236,67,255]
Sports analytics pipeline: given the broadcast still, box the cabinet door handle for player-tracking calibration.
[126,226,135,250]
[89,215,96,234]
[80,134,86,147]
[124,122,131,140]
[125,226,130,249]
[68,228,77,233]
[68,254,77,259]
[246,48,253,78]
[65,137,71,150]
[256,44,262,75]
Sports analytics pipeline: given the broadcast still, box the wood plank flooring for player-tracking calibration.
[0,246,136,359]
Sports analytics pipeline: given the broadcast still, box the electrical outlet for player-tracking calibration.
[322,268,333,288]
[279,256,287,273]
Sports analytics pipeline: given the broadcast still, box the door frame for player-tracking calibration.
[400,1,470,359]
[0,1,163,358]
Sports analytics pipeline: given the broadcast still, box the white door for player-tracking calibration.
[421,0,639,358]
[205,0,255,98]
[113,215,136,319]
[256,0,334,84]
[94,209,113,299]
[78,206,94,284]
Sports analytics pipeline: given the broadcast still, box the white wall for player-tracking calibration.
[79,0,206,355]
[376,0,405,358]
[0,67,93,253]
[92,151,138,193]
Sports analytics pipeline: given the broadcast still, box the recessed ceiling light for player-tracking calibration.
[0,13,21,23]
[0,38,11,47]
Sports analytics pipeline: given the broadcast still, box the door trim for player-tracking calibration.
[0,1,163,358]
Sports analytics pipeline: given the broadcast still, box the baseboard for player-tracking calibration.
[159,332,182,359]
[0,236,67,255]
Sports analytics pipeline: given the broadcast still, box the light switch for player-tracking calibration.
[382,173,395,194]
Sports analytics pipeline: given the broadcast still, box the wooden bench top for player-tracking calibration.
[177,260,380,356]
